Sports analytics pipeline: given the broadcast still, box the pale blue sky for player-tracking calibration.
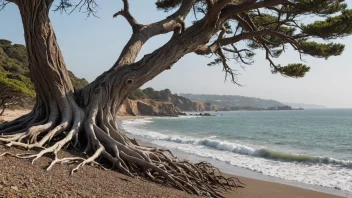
[1,1,352,108]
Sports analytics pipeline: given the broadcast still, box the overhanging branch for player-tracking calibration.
[0,0,12,11]
[221,0,285,19]
[112,0,195,67]
[113,0,139,31]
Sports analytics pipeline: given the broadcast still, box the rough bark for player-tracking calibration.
[0,0,78,138]
[0,1,247,197]
[1,1,349,196]
[0,105,6,116]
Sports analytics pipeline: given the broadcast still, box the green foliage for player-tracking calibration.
[157,0,352,81]
[273,64,311,78]
[0,38,89,111]
[160,89,172,101]
[0,40,29,74]
[0,40,12,47]
[299,41,344,59]
[181,93,285,109]
[0,48,28,76]
[0,39,34,101]
[128,89,147,100]
[155,0,181,11]
[143,87,162,100]
[250,14,296,48]
[0,39,89,95]
[272,49,284,58]
[223,21,233,34]
[68,71,89,89]
[0,72,35,98]
[128,87,175,101]
[292,0,347,15]
[302,9,352,39]
[207,58,222,66]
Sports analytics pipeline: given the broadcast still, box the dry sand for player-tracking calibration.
[0,146,199,198]
[0,109,31,122]
[0,110,343,198]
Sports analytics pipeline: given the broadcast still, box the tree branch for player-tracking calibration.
[216,47,241,85]
[221,0,285,20]
[53,0,100,17]
[195,25,227,55]
[113,0,139,31]
[209,0,232,19]
[205,0,214,9]
[112,0,195,67]
[0,0,12,11]
[81,14,221,111]
[223,45,254,65]
[195,27,294,56]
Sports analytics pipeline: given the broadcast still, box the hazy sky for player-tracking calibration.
[1,1,352,108]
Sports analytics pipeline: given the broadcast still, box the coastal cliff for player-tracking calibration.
[122,88,219,116]
[118,99,185,116]
[171,96,219,112]
[118,88,301,116]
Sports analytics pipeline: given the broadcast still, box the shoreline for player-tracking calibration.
[223,175,343,198]
[118,116,351,198]
[1,110,350,197]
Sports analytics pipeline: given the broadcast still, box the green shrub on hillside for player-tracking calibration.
[0,39,88,114]
[128,87,176,101]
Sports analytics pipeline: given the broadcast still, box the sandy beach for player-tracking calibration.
[0,109,32,122]
[0,110,344,197]
[223,175,342,198]
[0,146,341,198]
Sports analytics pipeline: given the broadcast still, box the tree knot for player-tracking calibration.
[125,79,133,86]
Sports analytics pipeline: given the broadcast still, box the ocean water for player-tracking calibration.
[120,109,352,194]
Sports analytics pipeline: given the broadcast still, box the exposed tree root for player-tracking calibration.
[0,101,243,198]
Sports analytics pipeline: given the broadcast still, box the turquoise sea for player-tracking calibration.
[120,109,352,196]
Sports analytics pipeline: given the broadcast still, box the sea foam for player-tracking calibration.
[121,118,352,192]
[122,119,352,167]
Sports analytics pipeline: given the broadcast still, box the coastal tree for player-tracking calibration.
[1,0,352,197]
[0,39,87,116]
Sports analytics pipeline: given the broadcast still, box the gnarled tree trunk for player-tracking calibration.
[0,0,78,136]
[0,1,242,197]
[2,0,350,196]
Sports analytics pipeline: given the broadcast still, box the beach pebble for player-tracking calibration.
[11,185,19,191]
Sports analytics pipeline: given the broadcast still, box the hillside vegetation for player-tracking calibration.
[0,39,88,114]
[180,93,284,109]
[128,88,217,112]
[127,88,296,113]
[128,87,174,101]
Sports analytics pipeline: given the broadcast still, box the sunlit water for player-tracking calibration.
[120,109,352,195]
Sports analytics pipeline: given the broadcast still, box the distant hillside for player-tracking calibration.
[125,89,302,115]
[118,99,185,116]
[284,103,327,109]
[128,88,218,112]
[0,39,88,91]
[180,93,284,109]
[0,39,88,113]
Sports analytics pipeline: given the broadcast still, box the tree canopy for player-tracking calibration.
[153,0,352,82]
[2,0,351,83]
[1,1,352,197]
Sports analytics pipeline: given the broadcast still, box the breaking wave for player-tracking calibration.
[121,119,352,168]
